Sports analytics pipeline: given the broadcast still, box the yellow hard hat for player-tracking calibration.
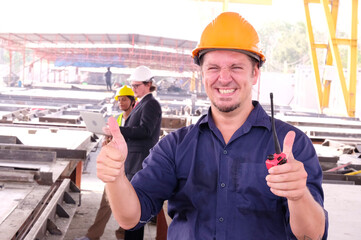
[114,85,136,101]
[192,12,266,66]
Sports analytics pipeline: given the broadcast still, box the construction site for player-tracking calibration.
[0,0,360,239]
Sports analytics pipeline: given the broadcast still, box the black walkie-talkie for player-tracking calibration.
[265,93,287,169]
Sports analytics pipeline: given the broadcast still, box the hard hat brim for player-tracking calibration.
[193,48,265,66]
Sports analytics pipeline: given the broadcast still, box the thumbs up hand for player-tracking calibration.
[265,131,308,201]
[97,117,128,183]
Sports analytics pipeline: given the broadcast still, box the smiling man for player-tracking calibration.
[97,12,328,240]
[201,50,257,113]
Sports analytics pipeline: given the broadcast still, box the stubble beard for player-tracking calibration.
[212,99,240,113]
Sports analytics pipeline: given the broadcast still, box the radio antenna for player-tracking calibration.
[270,93,281,154]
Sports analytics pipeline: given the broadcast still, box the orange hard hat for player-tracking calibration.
[192,12,266,66]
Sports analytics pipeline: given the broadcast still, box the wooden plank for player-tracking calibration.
[0,144,86,160]
[39,116,80,124]
[0,185,50,239]
[161,117,187,129]
[0,170,35,182]
[0,125,96,150]
[0,187,30,225]
[24,179,78,240]
[325,162,352,172]
[323,172,361,185]
[0,135,22,144]
[0,149,56,162]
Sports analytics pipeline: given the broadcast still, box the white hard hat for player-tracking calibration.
[128,66,154,82]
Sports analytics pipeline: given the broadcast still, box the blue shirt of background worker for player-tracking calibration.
[131,102,328,239]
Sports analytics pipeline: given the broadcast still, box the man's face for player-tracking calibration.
[201,50,259,113]
[131,81,150,98]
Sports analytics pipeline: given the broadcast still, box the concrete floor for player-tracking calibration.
[64,147,156,240]
[64,145,361,240]
[323,183,361,240]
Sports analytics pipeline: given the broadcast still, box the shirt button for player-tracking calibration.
[219,217,224,222]
[223,150,227,154]
[220,183,226,188]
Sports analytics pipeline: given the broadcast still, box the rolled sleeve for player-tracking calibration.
[129,132,180,229]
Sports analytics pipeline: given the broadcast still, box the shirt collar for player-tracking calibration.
[248,101,272,131]
[137,92,152,102]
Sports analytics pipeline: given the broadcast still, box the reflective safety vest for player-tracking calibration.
[116,112,124,126]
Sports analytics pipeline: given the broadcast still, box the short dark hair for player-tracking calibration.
[127,96,136,107]
[143,81,156,92]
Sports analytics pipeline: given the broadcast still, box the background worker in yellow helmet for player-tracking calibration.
[96,12,328,240]
[75,85,136,240]
[114,85,137,126]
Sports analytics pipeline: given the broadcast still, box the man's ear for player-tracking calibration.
[252,66,260,85]
[200,67,205,86]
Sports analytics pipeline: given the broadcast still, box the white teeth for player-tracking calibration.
[219,89,235,94]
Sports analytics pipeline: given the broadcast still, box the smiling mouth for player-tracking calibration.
[218,88,235,94]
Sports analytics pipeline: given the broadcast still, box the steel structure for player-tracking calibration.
[200,0,359,118]
[304,0,358,117]
[0,33,198,77]
[1,0,359,116]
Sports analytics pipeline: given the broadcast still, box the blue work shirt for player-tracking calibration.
[131,101,328,239]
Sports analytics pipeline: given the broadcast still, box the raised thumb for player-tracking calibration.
[107,116,127,151]
[282,130,295,161]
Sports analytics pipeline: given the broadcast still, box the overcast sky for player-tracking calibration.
[0,0,356,41]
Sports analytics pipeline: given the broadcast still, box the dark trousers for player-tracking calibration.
[86,189,124,240]
[106,80,112,90]
[125,227,144,239]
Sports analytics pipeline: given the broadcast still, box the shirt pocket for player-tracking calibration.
[229,163,278,212]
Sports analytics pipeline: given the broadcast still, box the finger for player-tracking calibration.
[102,126,111,136]
[98,144,124,163]
[268,187,306,201]
[97,155,122,169]
[96,147,125,181]
[267,181,303,191]
[282,131,295,161]
[97,164,122,176]
[107,116,126,150]
[266,171,302,183]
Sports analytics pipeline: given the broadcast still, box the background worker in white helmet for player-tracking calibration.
[96,12,328,240]
[113,65,162,240]
[75,85,136,240]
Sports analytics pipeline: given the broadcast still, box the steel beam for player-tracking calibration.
[304,0,358,117]
[23,179,80,240]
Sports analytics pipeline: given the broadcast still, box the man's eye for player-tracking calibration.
[232,66,243,70]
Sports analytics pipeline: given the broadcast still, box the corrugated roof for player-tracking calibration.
[0,33,199,72]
